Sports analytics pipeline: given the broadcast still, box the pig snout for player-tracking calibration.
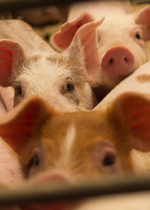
[29,171,73,185]
[101,46,135,78]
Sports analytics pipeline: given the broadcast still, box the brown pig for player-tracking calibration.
[0,91,150,184]
[0,91,150,210]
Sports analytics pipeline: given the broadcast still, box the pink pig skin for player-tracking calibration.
[0,19,102,112]
[51,1,150,101]
[0,87,14,114]
[0,92,23,210]
[0,90,23,185]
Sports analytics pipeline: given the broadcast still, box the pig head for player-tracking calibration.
[0,19,101,111]
[51,6,150,97]
[0,92,150,185]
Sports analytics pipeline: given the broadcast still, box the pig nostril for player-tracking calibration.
[124,57,129,63]
[109,58,114,65]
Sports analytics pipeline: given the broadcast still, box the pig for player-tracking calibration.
[0,19,104,112]
[0,91,150,210]
[0,92,150,184]
[50,2,150,101]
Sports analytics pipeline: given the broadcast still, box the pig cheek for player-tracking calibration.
[135,37,145,49]
[133,31,146,49]
[129,28,146,51]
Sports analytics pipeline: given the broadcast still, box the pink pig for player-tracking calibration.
[0,90,23,193]
[0,19,104,111]
[51,2,150,100]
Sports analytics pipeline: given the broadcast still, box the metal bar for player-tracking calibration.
[0,0,134,12]
[0,0,98,12]
[131,0,150,4]
[0,175,150,207]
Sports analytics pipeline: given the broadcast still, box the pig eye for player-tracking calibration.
[29,154,40,168]
[93,141,117,169]
[102,153,116,166]
[135,33,141,39]
[15,85,22,95]
[66,82,74,92]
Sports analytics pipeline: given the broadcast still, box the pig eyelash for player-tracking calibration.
[28,154,40,169]
[93,142,117,169]
[62,80,75,94]
[102,153,116,167]
[135,33,141,40]
[15,85,22,96]
[66,82,74,92]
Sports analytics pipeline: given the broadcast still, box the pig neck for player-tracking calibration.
[68,1,132,21]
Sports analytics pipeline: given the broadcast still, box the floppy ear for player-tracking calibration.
[50,12,95,52]
[134,6,150,41]
[109,91,150,152]
[66,18,104,85]
[0,39,25,87]
[0,96,53,155]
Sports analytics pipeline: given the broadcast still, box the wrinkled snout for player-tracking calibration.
[101,46,135,78]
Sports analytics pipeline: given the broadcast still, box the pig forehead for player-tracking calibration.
[24,56,73,82]
[43,111,112,142]
[16,56,83,90]
[99,15,137,34]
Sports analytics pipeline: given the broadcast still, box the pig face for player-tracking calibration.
[51,6,150,90]
[0,36,98,111]
[12,53,96,111]
[96,14,149,88]
[0,92,150,184]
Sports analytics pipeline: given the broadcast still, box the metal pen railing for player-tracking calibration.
[0,175,150,208]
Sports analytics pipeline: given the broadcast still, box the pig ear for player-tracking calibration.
[110,92,150,152]
[50,12,95,52]
[134,6,150,41]
[67,18,104,84]
[0,39,25,87]
[0,96,53,154]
